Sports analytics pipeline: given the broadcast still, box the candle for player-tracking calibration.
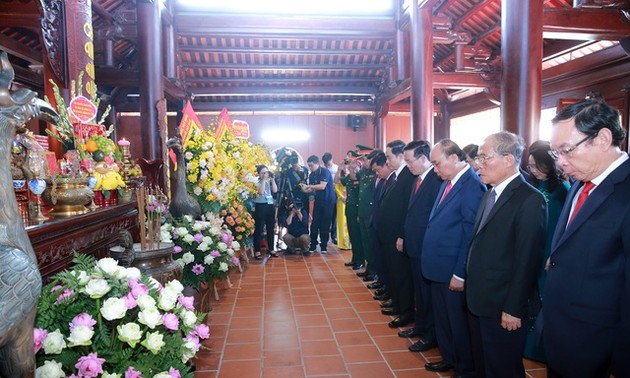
[117,138,130,147]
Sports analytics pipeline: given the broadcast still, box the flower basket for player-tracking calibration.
[34,254,209,377]
[93,189,118,206]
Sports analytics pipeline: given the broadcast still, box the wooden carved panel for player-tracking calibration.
[40,0,66,85]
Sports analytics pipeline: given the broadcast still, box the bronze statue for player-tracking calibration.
[166,136,202,219]
[0,50,58,377]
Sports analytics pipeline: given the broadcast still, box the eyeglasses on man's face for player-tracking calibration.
[548,133,596,160]
[474,154,505,165]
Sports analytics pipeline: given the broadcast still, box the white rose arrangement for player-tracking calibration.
[34,254,209,377]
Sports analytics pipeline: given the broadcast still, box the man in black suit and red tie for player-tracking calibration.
[544,99,630,378]
[398,140,442,353]
[466,131,547,378]
[376,139,415,328]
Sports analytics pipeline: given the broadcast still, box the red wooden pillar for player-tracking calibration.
[501,0,543,144]
[137,0,163,160]
[410,3,433,141]
[65,0,96,97]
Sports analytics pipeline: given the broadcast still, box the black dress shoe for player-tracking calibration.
[352,263,365,270]
[356,271,368,277]
[398,328,422,338]
[388,316,413,328]
[381,308,400,316]
[380,299,393,308]
[374,288,387,296]
[344,262,355,266]
[362,274,377,282]
[367,281,383,289]
[425,360,454,373]
[408,339,437,352]
[373,293,390,301]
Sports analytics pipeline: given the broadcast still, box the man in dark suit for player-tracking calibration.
[368,151,391,296]
[399,140,442,353]
[422,139,485,377]
[544,99,630,378]
[376,140,415,328]
[466,131,546,378]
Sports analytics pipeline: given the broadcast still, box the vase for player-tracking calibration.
[110,242,182,286]
[93,189,118,206]
[41,177,93,217]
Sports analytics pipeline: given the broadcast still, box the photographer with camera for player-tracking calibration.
[282,199,310,254]
[253,165,278,259]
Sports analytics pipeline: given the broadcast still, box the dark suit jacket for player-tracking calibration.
[543,158,630,378]
[404,169,443,258]
[422,167,485,283]
[376,166,414,245]
[466,175,546,319]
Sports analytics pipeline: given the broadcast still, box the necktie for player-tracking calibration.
[439,180,452,204]
[414,177,423,194]
[477,189,496,231]
[568,181,595,224]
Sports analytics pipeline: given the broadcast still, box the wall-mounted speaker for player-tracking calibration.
[347,115,365,131]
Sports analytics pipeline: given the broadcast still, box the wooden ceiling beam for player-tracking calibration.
[96,67,139,87]
[188,86,377,97]
[178,46,393,56]
[114,100,376,113]
[542,40,594,61]
[182,63,388,71]
[185,77,380,84]
[13,64,44,90]
[0,34,42,64]
[0,13,41,29]
[175,13,396,37]
[543,8,630,40]
[433,72,499,88]
[542,44,628,83]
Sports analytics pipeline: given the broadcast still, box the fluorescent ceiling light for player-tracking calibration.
[261,129,310,143]
[177,0,393,15]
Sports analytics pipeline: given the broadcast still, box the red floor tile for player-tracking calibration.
[194,249,549,378]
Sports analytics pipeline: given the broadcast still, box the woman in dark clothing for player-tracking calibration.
[523,140,570,362]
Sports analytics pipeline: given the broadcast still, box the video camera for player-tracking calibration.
[275,147,299,172]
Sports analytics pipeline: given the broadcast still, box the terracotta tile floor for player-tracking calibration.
[194,247,547,378]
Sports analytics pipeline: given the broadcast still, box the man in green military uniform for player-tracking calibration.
[340,150,364,269]
[356,145,378,281]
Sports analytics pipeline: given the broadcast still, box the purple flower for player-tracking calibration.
[191,264,205,275]
[221,233,230,243]
[173,246,183,253]
[194,233,204,243]
[75,353,105,378]
[194,323,210,339]
[210,250,221,257]
[55,288,75,304]
[125,367,142,378]
[185,333,201,352]
[123,292,138,309]
[231,257,240,265]
[127,278,139,288]
[178,296,195,311]
[131,283,149,299]
[70,313,96,331]
[162,313,180,331]
[169,367,181,378]
[50,285,63,292]
[33,328,48,353]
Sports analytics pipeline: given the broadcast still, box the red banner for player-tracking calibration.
[214,107,232,140]
[178,100,202,146]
